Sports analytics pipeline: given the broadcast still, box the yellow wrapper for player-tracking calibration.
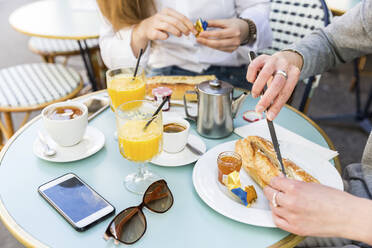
[195,18,208,37]
[223,171,241,190]
[223,171,257,207]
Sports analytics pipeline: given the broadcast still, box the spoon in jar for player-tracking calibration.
[143,97,169,131]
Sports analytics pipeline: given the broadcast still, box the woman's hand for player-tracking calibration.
[196,18,249,53]
[131,8,197,56]
[263,176,372,244]
[246,51,303,120]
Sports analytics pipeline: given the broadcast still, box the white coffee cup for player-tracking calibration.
[163,117,190,153]
[42,101,88,146]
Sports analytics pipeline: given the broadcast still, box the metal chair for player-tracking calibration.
[28,37,107,90]
[259,0,331,114]
[0,63,83,148]
[28,37,99,64]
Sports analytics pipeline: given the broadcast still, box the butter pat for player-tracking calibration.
[223,171,241,190]
[223,171,257,207]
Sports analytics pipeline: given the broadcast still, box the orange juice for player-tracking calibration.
[107,77,146,110]
[118,119,162,162]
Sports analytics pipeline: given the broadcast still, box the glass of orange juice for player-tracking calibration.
[106,67,146,111]
[116,100,163,194]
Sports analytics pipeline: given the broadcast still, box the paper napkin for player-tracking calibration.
[234,119,339,161]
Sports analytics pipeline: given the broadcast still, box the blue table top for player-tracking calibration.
[0,91,335,248]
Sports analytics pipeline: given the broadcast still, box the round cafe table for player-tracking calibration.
[9,0,101,91]
[0,91,340,248]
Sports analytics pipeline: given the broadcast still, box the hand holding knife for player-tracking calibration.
[248,51,287,177]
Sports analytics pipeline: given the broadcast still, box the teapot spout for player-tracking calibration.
[232,92,248,118]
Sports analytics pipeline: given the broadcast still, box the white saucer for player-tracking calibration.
[151,134,206,167]
[33,126,105,163]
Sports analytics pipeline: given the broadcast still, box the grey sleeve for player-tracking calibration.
[343,132,372,201]
[286,0,372,80]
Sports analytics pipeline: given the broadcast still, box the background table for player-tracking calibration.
[9,0,102,90]
[0,91,339,248]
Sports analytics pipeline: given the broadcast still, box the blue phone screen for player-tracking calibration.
[43,177,108,223]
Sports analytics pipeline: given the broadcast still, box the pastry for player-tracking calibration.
[235,136,319,188]
[146,75,216,101]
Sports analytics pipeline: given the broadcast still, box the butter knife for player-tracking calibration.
[186,142,204,156]
[248,51,287,176]
[266,120,286,176]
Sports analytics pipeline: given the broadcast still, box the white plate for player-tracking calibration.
[151,134,206,167]
[33,126,105,163]
[193,140,344,227]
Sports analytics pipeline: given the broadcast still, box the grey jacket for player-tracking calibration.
[287,1,372,247]
[288,0,372,200]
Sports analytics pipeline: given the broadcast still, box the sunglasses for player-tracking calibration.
[104,180,174,245]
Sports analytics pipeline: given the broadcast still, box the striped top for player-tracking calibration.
[259,0,331,55]
[0,63,81,109]
[28,38,98,54]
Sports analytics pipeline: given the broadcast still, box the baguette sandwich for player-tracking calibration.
[235,136,318,188]
[146,75,216,101]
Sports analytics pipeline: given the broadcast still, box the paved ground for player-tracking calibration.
[1,1,36,247]
[298,64,371,167]
[1,0,372,247]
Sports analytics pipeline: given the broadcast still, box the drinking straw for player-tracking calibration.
[133,48,144,79]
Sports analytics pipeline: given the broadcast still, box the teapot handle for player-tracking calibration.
[183,91,197,122]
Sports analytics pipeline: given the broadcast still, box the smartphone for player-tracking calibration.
[83,97,109,120]
[38,173,115,231]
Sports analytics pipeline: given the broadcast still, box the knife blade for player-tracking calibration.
[266,119,286,176]
[248,51,287,176]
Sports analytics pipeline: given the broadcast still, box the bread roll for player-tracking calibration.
[235,136,318,188]
[146,75,216,101]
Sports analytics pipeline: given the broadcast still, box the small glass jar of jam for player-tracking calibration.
[152,87,172,111]
[217,151,242,185]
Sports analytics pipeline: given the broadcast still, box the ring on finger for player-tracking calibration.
[274,70,288,80]
[272,191,279,208]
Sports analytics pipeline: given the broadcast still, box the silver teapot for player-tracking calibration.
[183,79,247,139]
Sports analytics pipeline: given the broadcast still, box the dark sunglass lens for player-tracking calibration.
[107,207,146,244]
[144,180,173,213]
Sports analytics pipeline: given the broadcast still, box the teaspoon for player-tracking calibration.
[38,131,56,157]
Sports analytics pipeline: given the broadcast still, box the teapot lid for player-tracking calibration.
[197,80,233,95]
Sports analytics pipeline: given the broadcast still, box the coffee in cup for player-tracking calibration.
[163,117,190,153]
[42,101,88,146]
[163,123,186,133]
